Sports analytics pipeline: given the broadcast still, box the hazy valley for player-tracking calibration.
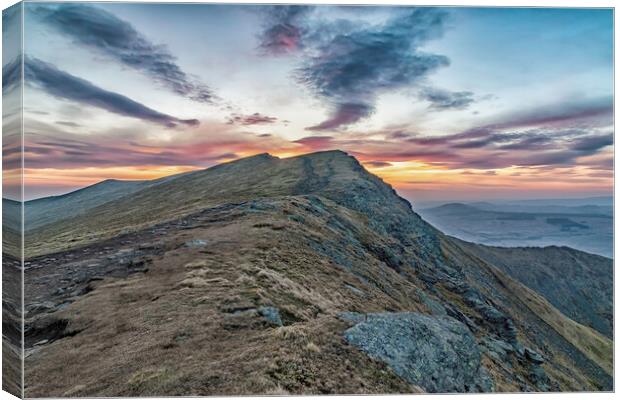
[416,201,613,258]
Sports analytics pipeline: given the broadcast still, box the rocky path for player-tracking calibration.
[23,202,245,347]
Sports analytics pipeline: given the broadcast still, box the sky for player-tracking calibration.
[1,4,614,202]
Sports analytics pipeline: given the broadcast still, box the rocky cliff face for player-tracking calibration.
[454,241,613,338]
[21,151,612,396]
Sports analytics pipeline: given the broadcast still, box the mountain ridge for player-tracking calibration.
[15,150,613,395]
[24,150,436,258]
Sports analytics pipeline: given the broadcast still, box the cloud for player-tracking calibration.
[258,6,312,55]
[227,112,278,125]
[21,118,299,171]
[364,161,392,168]
[24,56,199,127]
[418,86,475,110]
[490,97,613,130]
[296,8,450,130]
[56,121,82,128]
[497,135,552,150]
[571,134,613,152]
[388,131,412,139]
[294,135,334,148]
[2,4,20,34]
[294,115,613,171]
[306,103,372,131]
[2,56,21,92]
[33,4,215,103]
[23,140,208,169]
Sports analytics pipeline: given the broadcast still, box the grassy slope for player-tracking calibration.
[25,193,612,395]
[26,154,291,256]
[23,150,613,394]
[455,242,613,338]
[492,265,613,376]
[25,196,427,396]
[2,198,20,232]
[446,238,613,376]
[25,179,148,230]
[26,151,395,257]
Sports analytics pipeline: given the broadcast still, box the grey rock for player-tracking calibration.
[184,239,207,248]
[513,342,526,358]
[288,214,305,224]
[444,305,478,332]
[343,312,493,393]
[528,364,551,391]
[456,284,518,343]
[138,242,160,250]
[344,283,365,296]
[415,289,446,316]
[258,306,283,326]
[482,337,514,361]
[524,347,545,364]
[27,302,56,315]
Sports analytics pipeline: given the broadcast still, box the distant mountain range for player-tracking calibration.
[5,151,612,395]
[416,201,612,258]
[417,196,613,209]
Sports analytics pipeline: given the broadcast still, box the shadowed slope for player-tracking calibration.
[455,241,613,338]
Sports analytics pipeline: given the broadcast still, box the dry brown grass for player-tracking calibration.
[22,168,612,395]
[24,197,422,396]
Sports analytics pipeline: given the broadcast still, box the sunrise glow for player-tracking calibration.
[1,4,612,201]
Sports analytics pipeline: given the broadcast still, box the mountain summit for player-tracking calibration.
[25,150,435,257]
[20,151,612,396]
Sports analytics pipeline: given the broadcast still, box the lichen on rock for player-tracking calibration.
[343,312,493,393]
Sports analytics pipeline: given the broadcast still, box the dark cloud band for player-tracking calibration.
[22,56,199,127]
[34,4,215,103]
[293,98,613,171]
[418,87,475,110]
[294,8,452,130]
[227,112,278,125]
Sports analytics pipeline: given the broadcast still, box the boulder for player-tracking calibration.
[258,306,283,327]
[343,312,493,393]
[184,239,207,248]
[481,337,514,362]
[524,347,545,364]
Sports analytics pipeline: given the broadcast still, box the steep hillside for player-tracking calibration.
[456,241,613,338]
[22,151,612,395]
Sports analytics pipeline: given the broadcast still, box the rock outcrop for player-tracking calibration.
[342,312,493,393]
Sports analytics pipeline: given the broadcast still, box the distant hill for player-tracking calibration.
[2,198,20,231]
[21,171,207,231]
[425,203,483,215]
[24,179,147,230]
[468,201,612,217]
[16,151,612,395]
[506,197,612,207]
